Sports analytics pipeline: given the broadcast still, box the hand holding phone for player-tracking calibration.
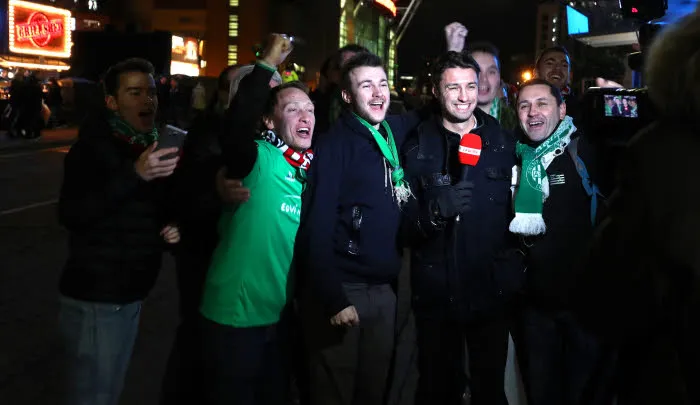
[154,125,187,160]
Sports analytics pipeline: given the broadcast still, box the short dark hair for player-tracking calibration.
[263,81,310,118]
[103,58,155,97]
[535,46,571,68]
[517,78,564,106]
[431,51,481,88]
[339,44,370,57]
[340,52,385,91]
[467,41,501,70]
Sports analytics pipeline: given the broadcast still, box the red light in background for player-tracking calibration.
[631,7,638,13]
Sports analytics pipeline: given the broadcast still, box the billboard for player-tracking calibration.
[566,5,589,35]
[170,35,200,76]
[8,0,72,58]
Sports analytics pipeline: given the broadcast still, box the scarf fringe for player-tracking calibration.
[509,213,546,236]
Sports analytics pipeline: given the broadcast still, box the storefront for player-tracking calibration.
[170,35,202,76]
[339,0,398,87]
[1,0,72,73]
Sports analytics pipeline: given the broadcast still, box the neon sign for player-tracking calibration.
[8,0,72,58]
[15,13,65,47]
[375,0,397,17]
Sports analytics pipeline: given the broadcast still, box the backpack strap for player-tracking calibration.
[568,138,601,225]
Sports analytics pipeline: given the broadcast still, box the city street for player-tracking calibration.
[0,131,180,404]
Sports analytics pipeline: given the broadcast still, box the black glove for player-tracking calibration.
[430,181,474,220]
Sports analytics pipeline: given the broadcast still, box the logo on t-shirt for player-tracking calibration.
[285,171,296,182]
[280,195,301,219]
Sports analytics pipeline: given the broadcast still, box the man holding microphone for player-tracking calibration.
[401,47,522,404]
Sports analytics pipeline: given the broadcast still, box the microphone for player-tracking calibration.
[458,133,482,182]
[455,133,482,223]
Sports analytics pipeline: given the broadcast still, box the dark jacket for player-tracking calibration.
[173,105,224,256]
[401,108,522,321]
[519,130,598,309]
[296,109,427,316]
[58,113,172,304]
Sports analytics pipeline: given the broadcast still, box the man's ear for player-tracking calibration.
[263,115,275,131]
[341,89,352,105]
[559,101,567,120]
[432,85,439,99]
[105,95,118,112]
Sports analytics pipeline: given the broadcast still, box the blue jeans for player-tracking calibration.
[58,296,142,405]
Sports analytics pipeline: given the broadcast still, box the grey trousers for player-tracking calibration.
[303,282,397,405]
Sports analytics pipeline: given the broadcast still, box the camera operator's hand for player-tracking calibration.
[430,181,474,219]
[595,77,623,89]
[445,22,468,52]
[261,33,293,68]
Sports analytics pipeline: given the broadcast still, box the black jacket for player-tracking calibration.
[519,130,599,309]
[296,109,427,317]
[58,113,173,304]
[401,109,522,321]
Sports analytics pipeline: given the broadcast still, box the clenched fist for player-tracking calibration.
[445,22,468,53]
[330,305,360,328]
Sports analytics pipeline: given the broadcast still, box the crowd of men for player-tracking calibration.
[54,10,700,405]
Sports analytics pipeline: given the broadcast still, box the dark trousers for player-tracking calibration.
[160,249,211,405]
[303,283,397,405]
[514,307,609,405]
[414,315,509,405]
[200,316,290,405]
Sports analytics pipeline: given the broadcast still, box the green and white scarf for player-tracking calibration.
[509,116,576,236]
[354,113,413,206]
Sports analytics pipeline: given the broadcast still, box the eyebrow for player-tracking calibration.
[125,86,152,91]
[519,97,550,104]
[445,81,477,86]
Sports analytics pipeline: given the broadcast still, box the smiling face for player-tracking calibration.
[472,51,501,107]
[342,66,390,126]
[517,84,566,142]
[106,71,157,133]
[536,50,571,89]
[264,87,315,151]
[434,67,478,124]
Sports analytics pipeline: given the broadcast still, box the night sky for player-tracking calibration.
[397,0,539,79]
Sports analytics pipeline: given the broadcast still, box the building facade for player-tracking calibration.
[226,0,398,87]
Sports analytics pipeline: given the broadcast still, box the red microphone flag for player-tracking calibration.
[458,133,482,167]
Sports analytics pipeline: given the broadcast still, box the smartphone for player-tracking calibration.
[155,125,187,160]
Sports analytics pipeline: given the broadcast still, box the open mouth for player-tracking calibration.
[455,103,471,112]
[549,74,562,82]
[528,120,545,130]
[478,86,490,96]
[369,100,385,112]
[295,127,311,138]
[138,110,155,126]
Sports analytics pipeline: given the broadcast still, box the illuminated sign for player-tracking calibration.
[171,36,200,76]
[8,0,72,58]
[374,0,397,17]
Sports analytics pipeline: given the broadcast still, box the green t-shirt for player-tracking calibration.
[200,141,303,327]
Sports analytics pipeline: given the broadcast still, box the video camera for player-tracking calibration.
[580,0,666,142]
[580,87,655,144]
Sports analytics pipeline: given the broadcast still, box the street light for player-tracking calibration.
[521,70,533,82]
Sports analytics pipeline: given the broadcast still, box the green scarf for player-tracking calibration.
[353,113,412,206]
[488,98,518,131]
[509,116,576,236]
[488,97,501,121]
[107,113,159,147]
